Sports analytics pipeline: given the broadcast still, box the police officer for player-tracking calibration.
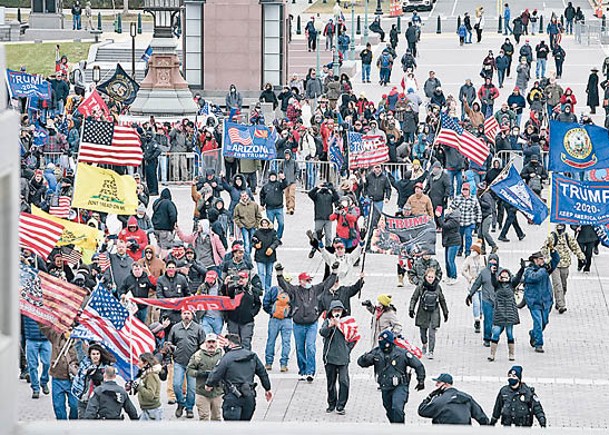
[205,333,273,421]
[417,373,489,425]
[490,365,547,427]
[357,329,425,423]
[83,367,139,420]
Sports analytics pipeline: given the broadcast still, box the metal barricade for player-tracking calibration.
[574,22,602,45]
[382,162,413,182]
[261,159,340,191]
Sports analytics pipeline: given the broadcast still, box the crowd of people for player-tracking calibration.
[16,2,606,427]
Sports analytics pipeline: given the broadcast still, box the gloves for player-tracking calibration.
[465,295,472,306]
[520,258,527,269]
[444,313,449,322]
[415,381,425,391]
[409,310,415,318]
[265,248,273,256]
[361,299,372,307]
[274,263,284,271]
[331,261,340,270]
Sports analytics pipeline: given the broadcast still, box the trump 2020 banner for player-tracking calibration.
[347,131,390,169]
[222,121,277,160]
[5,69,52,100]
[550,174,609,225]
[370,212,436,256]
[548,120,609,172]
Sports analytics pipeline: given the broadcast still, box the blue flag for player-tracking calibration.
[97,64,140,106]
[33,126,49,147]
[328,134,344,170]
[548,120,609,172]
[140,45,153,63]
[222,121,277,160]
[550,173,609,225]
[5,69,51,100]
[490,164,549,225]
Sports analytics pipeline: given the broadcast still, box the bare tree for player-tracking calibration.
[123,0,129,14]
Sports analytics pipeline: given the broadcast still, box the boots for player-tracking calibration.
[488,342,498,361]
[474,319,481,333]
[397,274,404,287]
[508,343,515,361]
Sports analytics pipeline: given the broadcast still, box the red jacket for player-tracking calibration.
[118,216,148,261]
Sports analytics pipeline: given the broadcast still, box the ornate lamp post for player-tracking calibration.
[315,18,323,75]
[349,0,355,60]
[333,2,341,76]
[364,0,369,45]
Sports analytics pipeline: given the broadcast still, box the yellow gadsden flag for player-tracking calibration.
[31,205,102,264]
[72,163,138,215]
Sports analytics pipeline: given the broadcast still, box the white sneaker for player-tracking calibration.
[427,351,434,359]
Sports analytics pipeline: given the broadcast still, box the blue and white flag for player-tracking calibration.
[5,69,51,100]
[328,134,344,170]
[489,163,548,225]
[222,121,276,160]
[549,120,609,172]
[140,45,153,63]
[550,174,609,225]
[32,126,49,147]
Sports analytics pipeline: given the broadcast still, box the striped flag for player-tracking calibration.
[141,45,153,63]
[49,196,72,219]
[394,336,423,358]
[347,131,390,169]
[97,252,111,272]
[328,134,344,170]
[79,118,143,167]
[227,126,253,145]
[60,246,82,266]
[19,264,88,334]
[337,316,361,344]
[434,113,490,166]
[79,286,156,380]
[19,212,64,260]
[483,115,500,143]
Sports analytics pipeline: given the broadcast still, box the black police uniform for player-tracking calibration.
[491,383,546,427]
[357,345,425,423]
[206,345,271,421]
[82,381,139,420]
[418,387,489,425]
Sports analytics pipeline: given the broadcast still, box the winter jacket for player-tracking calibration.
[425,171,452,208]
[23,316,48,341]
[490,271,520,327]
[406,193,434,217]
[118,216,148,261]
[260,178,287,209]
[167,321,206,367]
[152,188,178,231]
[221,279,263,325]
[252,227,281,263]
[461,252,486,284]
[157,273,190,323]
[418,387,489,425]
[136,365,162,410]
[187,347,224,397]
[106,253,134,290]
[469,254,499,304]
[308,185,339,220]
[329,206,360,242]
[541,230,584,268]
[523,250,560,310]
[409,279,449,329]
[364,171,392,202]
[221,175,253,213]
[176,227,226,267]
[282,151,299,185]
[408,257,443,286]
[233,200,262,229]
[317,277,364,315]
[277,271,337,324]
[491,383,546,427]
[137,245,166,284]
[118,273,155,301]
[443,146,465,171]
[478,191,495,220]
[41,325,78,380]
[440,210,462,247]
[452,195,482,227]
[319,301,354,366]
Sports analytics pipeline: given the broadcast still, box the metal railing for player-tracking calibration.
[261,159,341,191]
[574,21,609,45]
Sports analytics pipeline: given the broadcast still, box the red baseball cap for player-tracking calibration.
[237,270,250,279]
[298,272,312,282]
[204,270,218,283]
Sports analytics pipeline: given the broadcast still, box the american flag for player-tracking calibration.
[19,264,88,333]
[434,113,490,166]
[79,118,143,167]
[49,196,72,219]
[97,252,111,272]
[60,246,82,266]
[227,126,253,145]
[19,212,64,260]
[483,116,500,143]
[329,134,344,170]
[395,336,423,358]
[79,286,156,380]
[347,131,390,169]
[337,316,361,344]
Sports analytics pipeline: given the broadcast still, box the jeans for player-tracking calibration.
[503,20,512,35]
[497,69,506,87]
[240,227,256,254]
[536,58,547,78]
[362,63,371,81]
[266,207,285,240]
[481,300,494,342]
[491,324,514,342]
[325,363,350,409]
[459,224,475,256]
[135,306,148,324]
[444,245,459,279]
[52,378,78,420]
[265,317,293,367]
[257,261,274,292]
[140,407,164,420]
[305,161,319,189]
[173,363,196,410]
[380,67,391,84]
[499,208,524,239]
[419,327,437,352]
[446,169,462,196]
[471,292,482,319]
[529,306,550,347]
[293,321,318,376]
[566,19,573,34]
[201,315,223,335]
[73,14,81,30]
[158,154,168,183]
[26,339,51,393]
[466,29,472,43]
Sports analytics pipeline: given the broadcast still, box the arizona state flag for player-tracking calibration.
[72,163,138,215]
[32,205,102,264]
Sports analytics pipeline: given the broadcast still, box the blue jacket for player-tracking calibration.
[22,316,48,341]
[523,250,560,310]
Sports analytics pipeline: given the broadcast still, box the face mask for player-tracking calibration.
[508,378,519,387]
[304,283,312,289]
[557,227,565,234]
[379,339,393,353]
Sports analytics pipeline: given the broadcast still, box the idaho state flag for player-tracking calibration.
[72,163,138,215]
[549,120,609,172]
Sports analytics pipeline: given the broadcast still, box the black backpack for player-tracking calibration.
[421,290,439,312]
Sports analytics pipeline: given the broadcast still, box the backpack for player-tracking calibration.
[69,69,76,85]
[272,291,291,319]
[421,290,439,312]
[380,54,391,68]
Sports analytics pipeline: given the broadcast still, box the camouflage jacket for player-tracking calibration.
[541,231,584,268]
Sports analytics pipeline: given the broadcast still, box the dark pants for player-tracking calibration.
[325,363,350,410]
[307,37,317,51]
[381,384,409,423]
[578,241,596,272]
[555,60,564,78]
[408,41,417,57]
[475,28,483,42]
[244,172,258,192]
[222,392,256,421]
[506,56,512,76]
[144,159,159,196]
[499,208,524,239]
[227,320,255,350]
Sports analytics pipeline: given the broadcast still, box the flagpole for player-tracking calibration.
[358,207,375,299]
[129,314,134,381]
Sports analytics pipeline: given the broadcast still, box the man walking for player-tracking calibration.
[83,367,138,420]
[451,183,482,257]
[187,333,224,421]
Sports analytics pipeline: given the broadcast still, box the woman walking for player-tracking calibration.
[136,352,163,420]
[409,268,449,359]
[488,269,520,362]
